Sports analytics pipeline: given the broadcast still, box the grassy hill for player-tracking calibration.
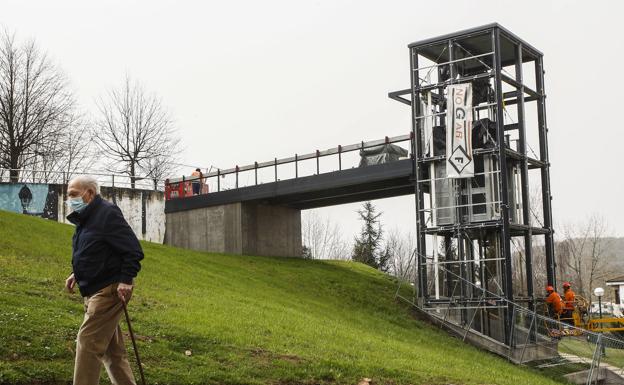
[0,210,565,385]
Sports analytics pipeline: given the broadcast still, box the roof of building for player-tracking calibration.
[606,275,624,285]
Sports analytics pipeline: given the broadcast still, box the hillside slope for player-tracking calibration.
[0,210,562,385]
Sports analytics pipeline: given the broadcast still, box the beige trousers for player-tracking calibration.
[73,283,136,385]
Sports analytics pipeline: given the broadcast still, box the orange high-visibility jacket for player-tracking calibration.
[191,170,202,182]
[564,289,576,310]
[546,291,564,314]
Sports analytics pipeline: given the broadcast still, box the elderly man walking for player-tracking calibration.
[64,175,144,385]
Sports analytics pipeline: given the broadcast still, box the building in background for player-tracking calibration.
[607,276,624,309]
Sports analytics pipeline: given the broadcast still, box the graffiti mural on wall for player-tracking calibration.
[0,183,59,220]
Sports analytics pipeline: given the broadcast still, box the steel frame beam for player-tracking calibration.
[492,28,515,346]
[515,43,535,313]
[410,47,428,304]
[403,24,554,348]
[536,56,556,287]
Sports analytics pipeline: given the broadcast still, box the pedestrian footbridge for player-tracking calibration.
[163,134,414,257]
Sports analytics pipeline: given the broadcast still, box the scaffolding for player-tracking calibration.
[390,23,556,347]
[396,259,624,384]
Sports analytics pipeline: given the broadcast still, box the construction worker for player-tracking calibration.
[562,282,576,325]
[545,285,564,319]
[191,168,203,195]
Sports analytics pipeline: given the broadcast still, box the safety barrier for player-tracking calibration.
[0,168,163,191]
[395,252,624,384]
[164,133,413,200]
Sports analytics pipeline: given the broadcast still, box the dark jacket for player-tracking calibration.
[67,195,144,297]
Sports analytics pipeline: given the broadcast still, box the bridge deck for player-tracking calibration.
[165,159,414,213]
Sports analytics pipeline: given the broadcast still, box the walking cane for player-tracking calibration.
[121,297,147,385]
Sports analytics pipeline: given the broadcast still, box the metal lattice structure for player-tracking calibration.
[390,23,556,346]
[395,260,624,383]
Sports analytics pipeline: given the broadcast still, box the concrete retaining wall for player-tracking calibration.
[164,203,241,253]
[2,181,304,253]
[0,182,165,243]
[58,186,165,243]
[165,202,302,257]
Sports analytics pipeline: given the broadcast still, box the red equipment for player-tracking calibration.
[165,177,197,200]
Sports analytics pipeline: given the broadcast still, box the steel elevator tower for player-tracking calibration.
[390,24,555,345]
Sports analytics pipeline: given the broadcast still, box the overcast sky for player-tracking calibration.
[2,0,623,239]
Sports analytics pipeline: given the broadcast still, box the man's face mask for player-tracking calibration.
[66,193,88,212]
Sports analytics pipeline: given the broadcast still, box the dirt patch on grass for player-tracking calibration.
[269,380,334,385]
[249,347,304,365]
[122,331,154,343]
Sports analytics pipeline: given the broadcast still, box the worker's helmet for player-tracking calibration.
[546,285,555,292]
[563,282,571,288]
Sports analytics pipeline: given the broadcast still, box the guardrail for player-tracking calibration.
[0,168,164,191]
[395,252,624,382]
[164,133,414,200]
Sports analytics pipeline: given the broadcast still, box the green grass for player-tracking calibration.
[0,210,569,385]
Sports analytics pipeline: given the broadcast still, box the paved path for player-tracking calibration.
[559,352,624,378]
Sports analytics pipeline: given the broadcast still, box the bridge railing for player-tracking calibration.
[165,133,413,200]
[0,168,163,191]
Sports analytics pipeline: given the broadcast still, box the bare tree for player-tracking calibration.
[59,116,95,180]
[27,113,94,183]
[27,128,65,182]
[528,184,544,227]
[557,214,613,301]
[586,217,612,302]
[533,241,550,294]
[93,76,180,189]
[143,153,180,190]
[510,238,529,297]
[0,31,76,182]
[301,211,349,260]
[384,228,416,281]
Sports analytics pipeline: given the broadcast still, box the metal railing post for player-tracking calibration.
[217,169,220,192]
[507,304,517,361]
[295,154,298,178]
[274,158,278,181]
[519,311,535,364]
[463,294,485,341]
[587,333,603,385]
[235,166,239,188]
[254,162,258,185]
[316,150,320,174]
[338,145,342,170]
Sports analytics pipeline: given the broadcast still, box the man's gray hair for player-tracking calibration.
[69,175,100,194]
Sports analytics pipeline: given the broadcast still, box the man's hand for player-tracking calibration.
[117,282,133,303]
[65,273,76,293]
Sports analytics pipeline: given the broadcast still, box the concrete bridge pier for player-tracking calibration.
[164,159,414,258]
[164,202,302,257]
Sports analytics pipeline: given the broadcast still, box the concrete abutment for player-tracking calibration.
[164,202,302,257]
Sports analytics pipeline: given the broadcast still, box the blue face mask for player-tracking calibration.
[66,195,88,212]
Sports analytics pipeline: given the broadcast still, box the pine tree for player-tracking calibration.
[352,201,388,270]
[302,245,313,259]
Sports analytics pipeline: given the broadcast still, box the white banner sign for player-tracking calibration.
[446,83,474,178]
